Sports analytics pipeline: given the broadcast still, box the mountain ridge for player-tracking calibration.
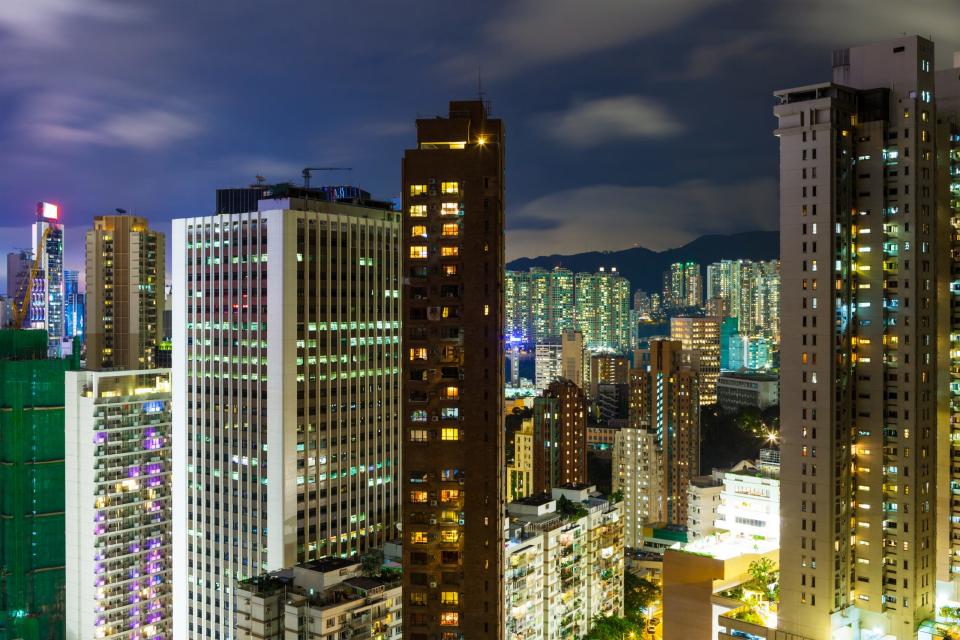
[507,230,779,294]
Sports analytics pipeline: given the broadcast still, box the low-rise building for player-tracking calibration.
[235,558,401,640]
[687,474,723,541]
[504,485,624,640]
[716,371,779,411]
[715,454,780,543]
[507,418,535,502]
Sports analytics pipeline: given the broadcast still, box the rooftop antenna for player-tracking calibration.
[255,175,266,185]
[302,167,352,189]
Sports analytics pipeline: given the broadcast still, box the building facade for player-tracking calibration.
[85,215,165,370]
[716,372,779,411]
[31,203,65,356]
[507,418,534,502]
[504,486,624,640]
[235,558,401,640]
[401,100,505,640]
[172,190,401,638]
[574,269,631,352]
[687,474,723,541]
[65,369,172,640]
[776,36,947,640]
[670,316,720,404]
[533,379,587,493]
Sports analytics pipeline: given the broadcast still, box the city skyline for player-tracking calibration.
[4,1,960,280]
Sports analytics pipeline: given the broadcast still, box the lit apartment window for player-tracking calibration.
[409,204,427,217]
[410,429,428,442]
[411,592,428,606]
[440,530,460,543]
[440,489,460,502]
[410,184,427,196]
[445,386,459,399]
[441,591,459,605]
[443,265,458,276]
[441,246,459,257]
[411,531,429,544]
[440,203,459,216]
[410,491,428,503]
[411,225,427,238]
[410,410,427,422]
[410,245,428,259]
[441,181,459,194]
[410,348,427,361]
[442,223,459,236]
[441,428,459,441]
[440,612,459,626]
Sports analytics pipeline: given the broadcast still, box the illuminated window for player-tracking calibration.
[410,184,427,196]
[445,386,459,399]
[440,246,459,257]
[441,202,459,216]
[443,265,458,276]
[410,491,428,503]
[441,591,459,605]
[441,181,459,194]
[411,592,428,606]
[410,429,428,442]
[409,204,427,217]
[441,407,459,419]
[410,245,428,259]
[442,223,459,236]
[411,225,427,238]
[410,531,429,544]
[484,304,490,316]
[410,347,427,361]
[441,428,459,441]
[440,489,460,502]
[410,410,427,422]
[440,612,459,626]
[440,530,460,543]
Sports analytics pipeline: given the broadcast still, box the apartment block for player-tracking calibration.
[776,35,947,640]
[401,100,505,640]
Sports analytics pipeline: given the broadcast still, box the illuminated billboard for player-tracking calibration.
[37,201,59,220]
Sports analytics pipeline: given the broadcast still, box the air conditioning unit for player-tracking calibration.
[429,581,438,588]
[429,518,437,525]
[429,500,438,506]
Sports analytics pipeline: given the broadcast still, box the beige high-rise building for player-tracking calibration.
[615,340,699,543]
[775,35,949,640]
[670,316,720,403]
[561,328,584,388]
[85,215,164,369]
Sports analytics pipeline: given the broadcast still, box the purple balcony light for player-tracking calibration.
[146,463,162,474]
[94,432,108,445]
[95,562,104,574]
[147,611,162,623]
[129,543,141,554]
[96,617,105,626]
[128,466,141,478]
[95,512,105,522]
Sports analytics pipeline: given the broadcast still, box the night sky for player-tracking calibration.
[1,0,958,288]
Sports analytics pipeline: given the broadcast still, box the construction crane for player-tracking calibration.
[11,226,50,329]
[302,167,352,188]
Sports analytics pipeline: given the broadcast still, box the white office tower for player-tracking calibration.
[172,187,401,639]
[65,369,172,640]
[776,36,950,640]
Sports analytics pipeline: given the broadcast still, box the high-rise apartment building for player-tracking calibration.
[589,353,628,400]
[65,369,172,640]
[6,249,33,315]
[85,215,165,370]
[32,202,65,356]
[533,379,587,492]
[670,316,720,404]
[504,486,624,640]
[172,186,401,639]
[663,261,702,309]
[705,259,781,343]
[574,268,631,351]
[401,100,504,640]
[0,329,79,640]
[776,36,947,640]
[623,341,699,530]
[504,267,575,348]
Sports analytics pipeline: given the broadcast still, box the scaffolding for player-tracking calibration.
[0,330,78,640]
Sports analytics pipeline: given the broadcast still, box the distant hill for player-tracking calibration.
[506,230,779,294]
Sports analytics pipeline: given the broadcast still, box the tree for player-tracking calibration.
[583,615,642,640]
[360,548,384,576]
[747,557,777,602]
[624,572,660,622]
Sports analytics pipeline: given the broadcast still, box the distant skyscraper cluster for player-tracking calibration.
[662,261,703,309]
[705,259,781,342]
[505,266,630,352]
